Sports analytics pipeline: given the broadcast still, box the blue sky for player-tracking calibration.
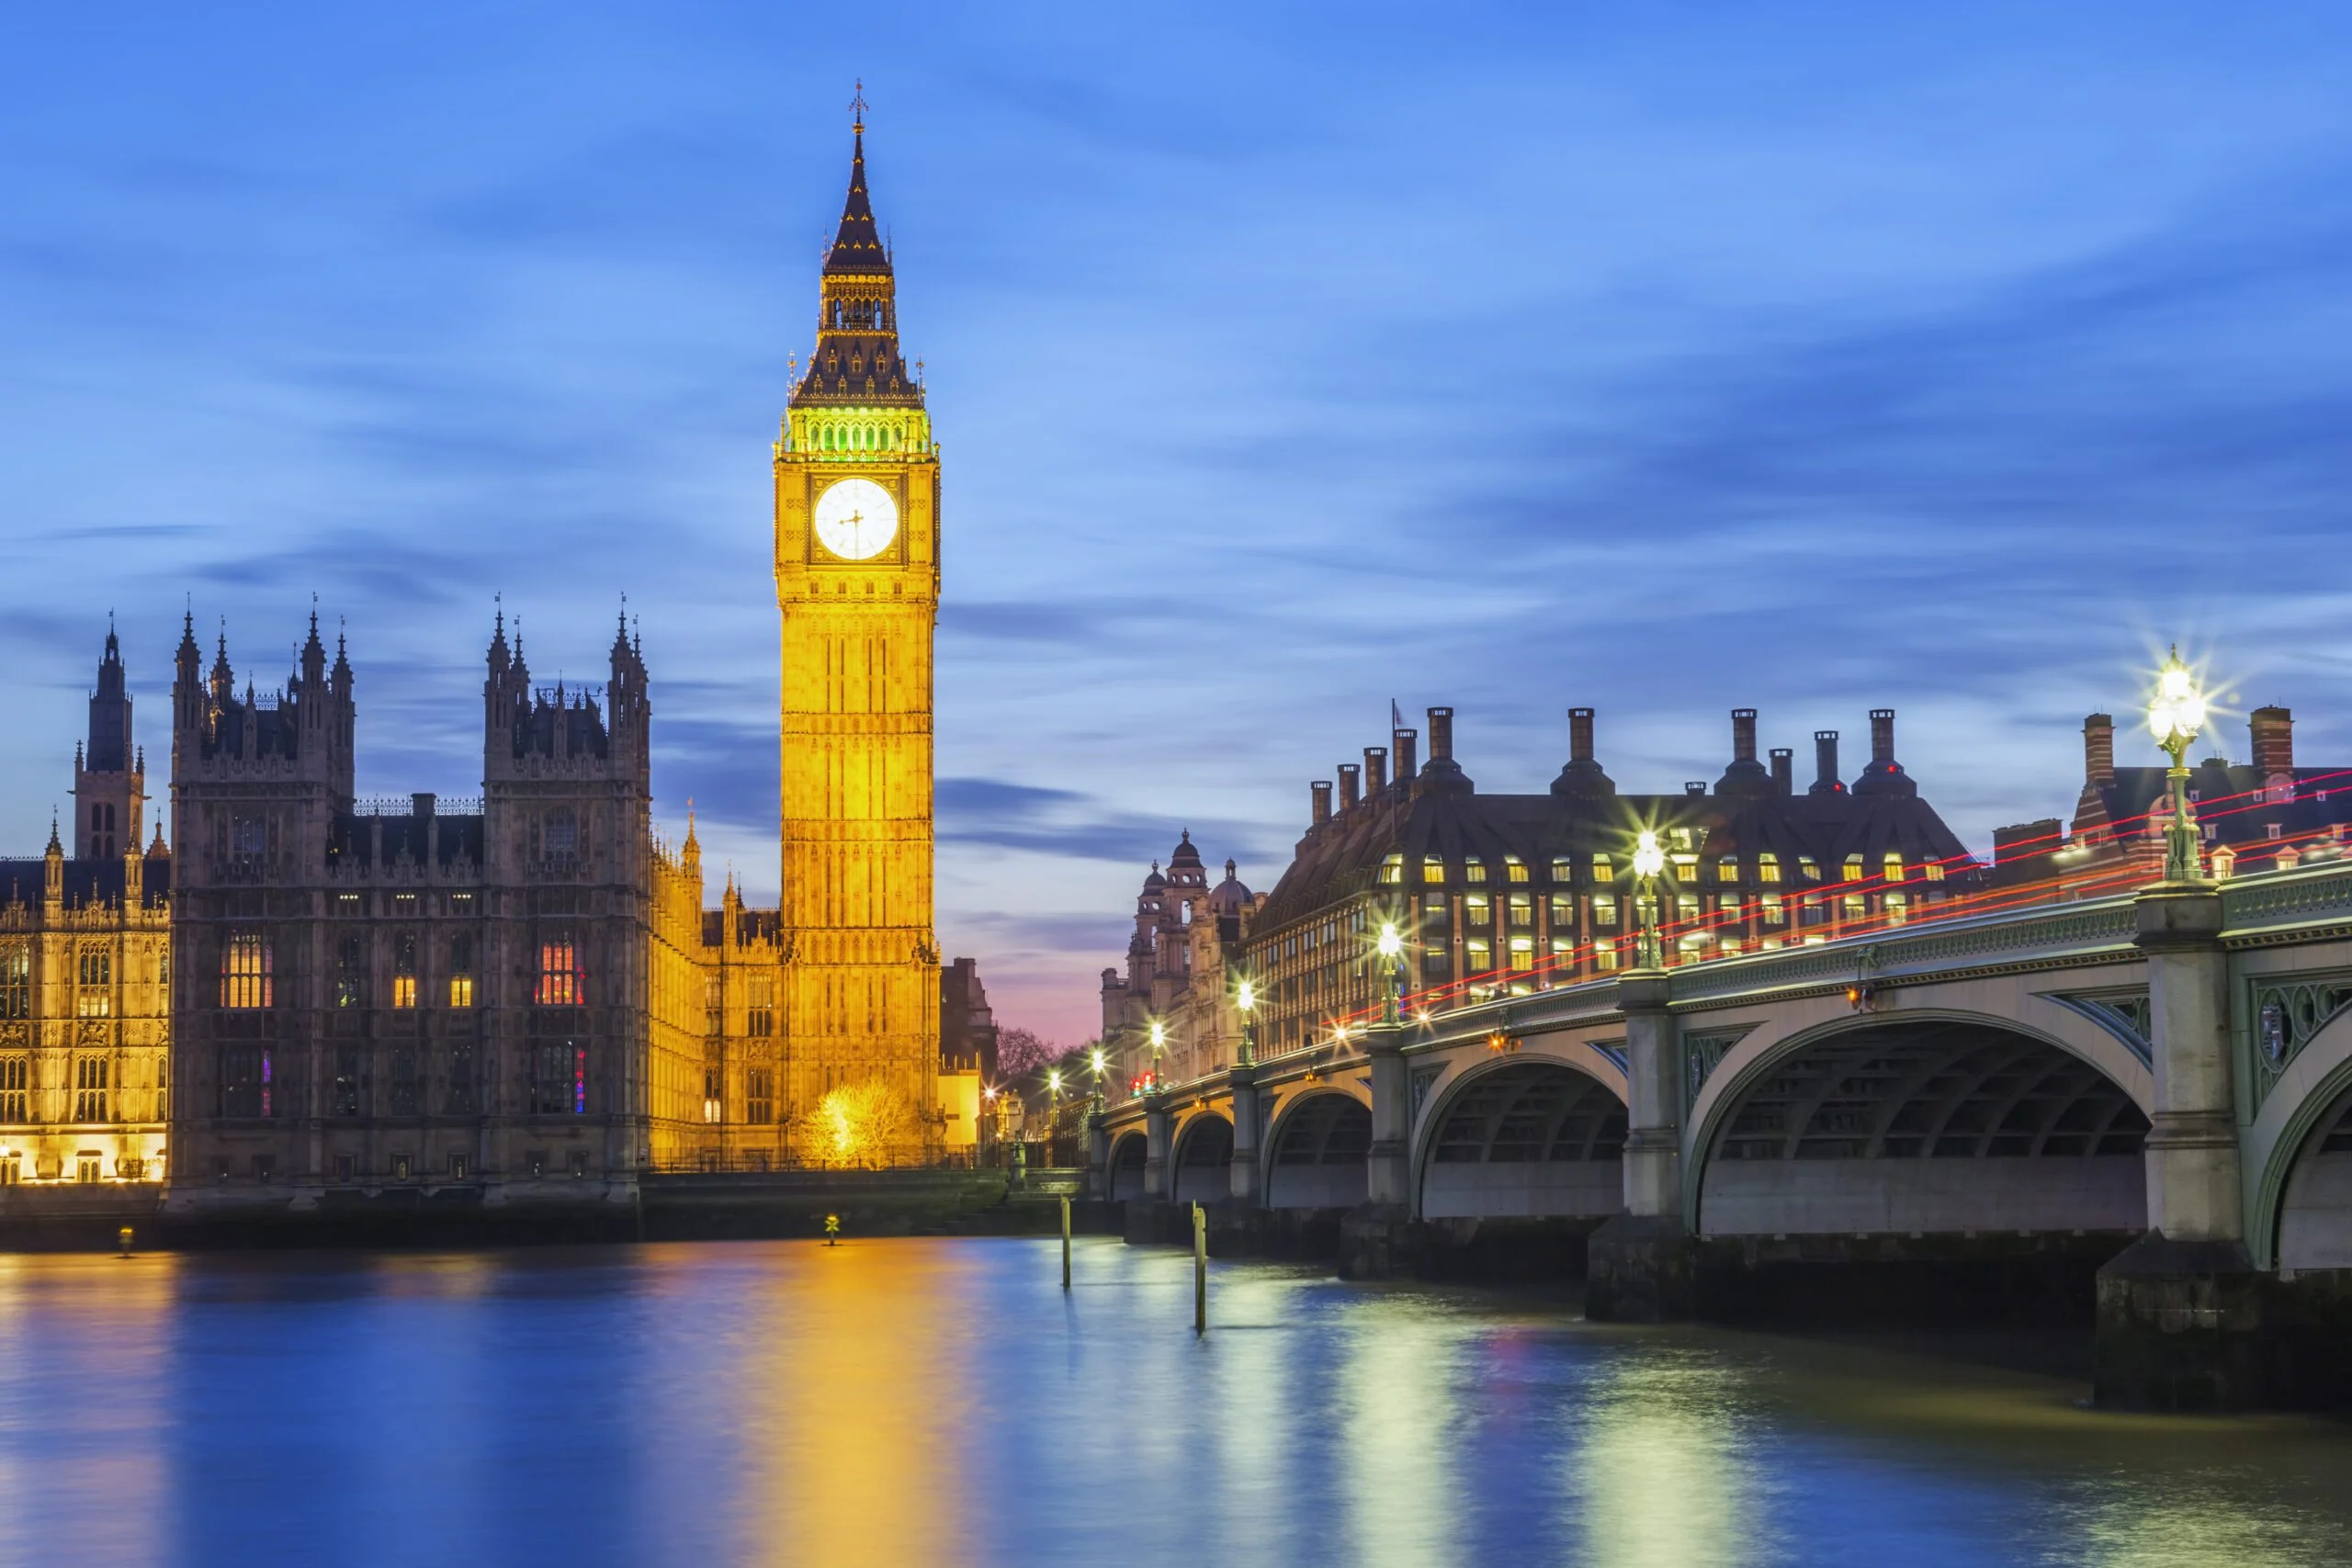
[6,5,2352,1043]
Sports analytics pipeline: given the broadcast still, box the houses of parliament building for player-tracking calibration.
[0,119,966,1212]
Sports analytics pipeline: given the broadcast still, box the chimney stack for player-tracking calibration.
[1869,708,1895,765]
[2251,706,2294,780]
[2083,714,2115,786]
[1310,780,1332,827]
[1731,708,1758,763]
[1569,706,1596,763]
[1810,730,1843,795]
[1393,727,1418,783]
[1363,746,1387,795]
[1770,747,1793,795]
[1338,762,1361,811]
[1427,706,1454,761]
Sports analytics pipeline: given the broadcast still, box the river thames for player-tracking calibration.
[1,1238,2345,1567]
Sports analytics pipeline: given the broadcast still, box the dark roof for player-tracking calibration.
[1254,784,1973,932]
[0,856,170,911]
[2075,763,2352,866]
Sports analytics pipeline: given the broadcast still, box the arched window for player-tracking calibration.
[221,933,273,1010]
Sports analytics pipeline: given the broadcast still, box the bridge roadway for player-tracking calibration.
[1089,861,2352,1410]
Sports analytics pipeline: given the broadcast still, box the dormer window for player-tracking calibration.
[1758,853,1781,884]
[1503,855,1528,884]
[1379,853,1403,885]
[1421,854,1446,885]
[1464,856,1487,884]
[1590,854,1614,884]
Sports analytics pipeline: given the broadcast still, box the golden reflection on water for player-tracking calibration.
[730,1242,967,1568]
[0,1253,176,1568]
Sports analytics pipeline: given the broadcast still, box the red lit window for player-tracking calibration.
[537,940,582,1007]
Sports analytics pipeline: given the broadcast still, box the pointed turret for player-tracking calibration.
[793,96,921,412]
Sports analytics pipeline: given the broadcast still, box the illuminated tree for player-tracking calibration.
[814,1077,915,1168]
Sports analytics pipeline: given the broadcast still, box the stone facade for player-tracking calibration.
[1100,832,1260,1101]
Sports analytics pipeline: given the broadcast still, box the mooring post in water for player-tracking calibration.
[118,1226,133,1258]
[1060,1196,1072,1290]
[1193,1201,1207,1333]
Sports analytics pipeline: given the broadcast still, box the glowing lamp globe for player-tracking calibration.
[1091,1049,1107,1075]
[2148,648,2206,749]
[1633,830,1666,881]
[1237,981,1255,1012]
[1376,922,1403,960]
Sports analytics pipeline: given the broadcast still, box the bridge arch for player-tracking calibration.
[1107,1130,1148,1203]
[2248,1001,2352,1269]
[1414,1058,1626,1221]
[1170,1111,1234,1205]
[1263,1090,1371,1210]
[1688,1010,2149,1237]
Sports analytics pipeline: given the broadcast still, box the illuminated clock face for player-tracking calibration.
[813,478,899,561]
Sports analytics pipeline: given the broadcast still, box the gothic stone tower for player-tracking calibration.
[772,110,941,1158]
[73,625,146,861]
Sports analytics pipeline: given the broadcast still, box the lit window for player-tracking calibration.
[1923,862,1945,882]
[1758,853,1781,885]
[1504,856,1529,884]
[1508,937,1534,971]
[1590,854,1614,884]
[1508,894,1532,928]
[1464,857,1487,884]
[76,948,112,1017]
[1718,856,1739,882]
[1668,828,1695,852]
[1676,896,1700,924]
[1842,894,1867,919]
[537,939,583,1007]
[1670,855,1699,883]
[1592,896,1619,927]
[447,934,474,1008]
[1379,853,1404,885]
[220,934,274,1010]
[1464,939,1491,971]
[1883,853,1905,883]
[1422,855,1446,885]
[1884,894,1909,926]
[1763,896,1786,926]
[1842,854,1866,883]
[1550,857,1574,883]
[1716,896,1741,916]
[0,1055,28,1122]
[1548,895,1574,925]
[1595,944,1621,973]
[1798,857,1820,881]
[1464,895,1491,928]
[392,933,418,1009]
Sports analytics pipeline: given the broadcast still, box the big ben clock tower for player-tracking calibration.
[774,96,940,1158]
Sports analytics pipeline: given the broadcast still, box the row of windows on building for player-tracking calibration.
[0,947,167,1019]
[0,1152,148,1184]
[212,1040,589,1119]
[1374,849,1948,890]
[0,1054,152,1123]
[216,935,583,1010]
[199,1147,597,1184]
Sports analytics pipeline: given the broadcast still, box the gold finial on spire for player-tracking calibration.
[850,79,867,133]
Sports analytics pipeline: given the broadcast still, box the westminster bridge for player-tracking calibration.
[1089,861,2352,1409]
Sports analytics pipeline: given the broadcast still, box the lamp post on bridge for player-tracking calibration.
[2148,645,2210,884]
[1632,829,1668,971]
[1376,920,1405,1027]
[1234,979,1256,1066]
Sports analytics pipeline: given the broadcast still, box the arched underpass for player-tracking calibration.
[1696,1019,2150,1323]
[2279,1084,2352,1272]
[1266,1094,1370,1209]
[1171,1114,1233,1205]
[1420,1063,1625,1219]
[1108,1132,1148,1203]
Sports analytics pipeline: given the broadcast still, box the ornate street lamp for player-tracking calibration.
[1375,919,1406,1026]
[1632,829,1667,971]
[2148,645,2210,883]
[1235,978,1257,1066]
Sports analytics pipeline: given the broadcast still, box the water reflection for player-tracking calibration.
[1574,1348,1758,1568]
[0,1242,2348,1567]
